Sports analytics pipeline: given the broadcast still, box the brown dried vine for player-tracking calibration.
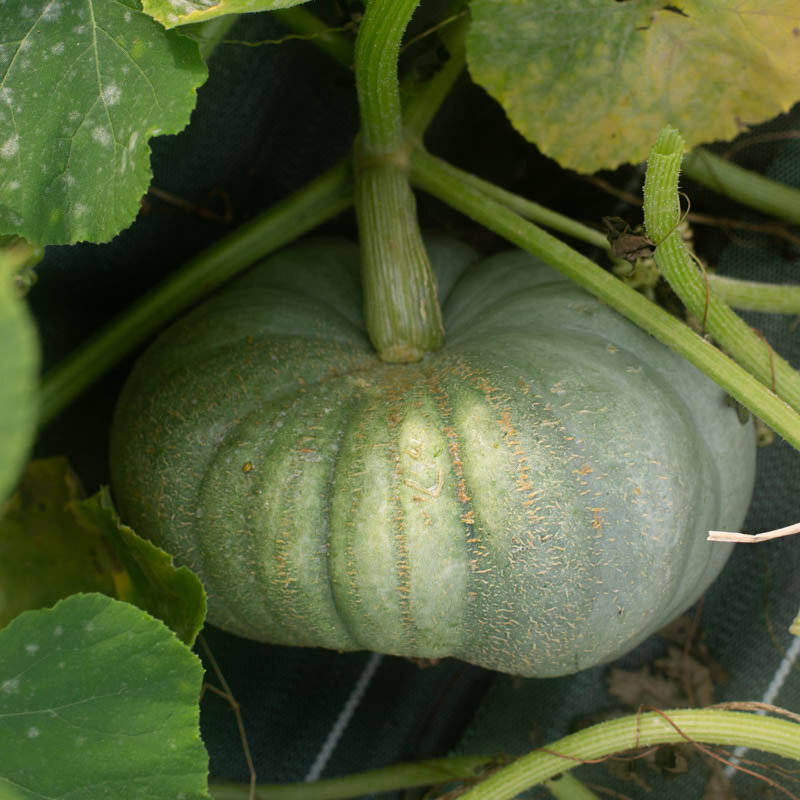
[199,634,258,800]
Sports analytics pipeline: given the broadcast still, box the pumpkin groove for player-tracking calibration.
[111,237,755,677]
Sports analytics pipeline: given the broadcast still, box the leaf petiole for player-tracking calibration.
[683,147,800,226]
[353,0,444,361]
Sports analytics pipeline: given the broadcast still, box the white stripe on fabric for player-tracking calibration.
[305,652,384,783]
[724,622,800,777]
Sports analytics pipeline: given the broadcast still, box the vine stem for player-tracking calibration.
[683,147,800,226]
[353,0,444,362]
[643,127,800,414]
[456,710,800,800]
[408,147,800,450]
[207,755,494,800]
[707,275,800,315]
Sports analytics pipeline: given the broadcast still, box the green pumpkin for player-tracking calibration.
[110,237,755,677]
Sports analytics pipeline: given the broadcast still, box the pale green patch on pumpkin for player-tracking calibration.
[397,400,469,656]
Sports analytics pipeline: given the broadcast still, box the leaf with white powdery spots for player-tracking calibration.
[0,593,208,799]
[466,0,800,173]
[142,0,310,29]
[0,0,207,245]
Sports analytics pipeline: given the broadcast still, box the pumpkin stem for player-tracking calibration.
[353,0,445,363]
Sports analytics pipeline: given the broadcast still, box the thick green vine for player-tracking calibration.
[643,127,800,414]
[353,0,444,362]
[456,709,800,800]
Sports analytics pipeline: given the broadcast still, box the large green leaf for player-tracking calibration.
[0,243,38,506]
[0,593,208,799]
[0,458,206,645]
[466,0,800,173]
[0,0,208,245]
[142,0,309,29]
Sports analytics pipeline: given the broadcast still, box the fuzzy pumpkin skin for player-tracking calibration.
[110,237,755,677]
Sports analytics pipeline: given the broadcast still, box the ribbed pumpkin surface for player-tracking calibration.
[110,237,755,677]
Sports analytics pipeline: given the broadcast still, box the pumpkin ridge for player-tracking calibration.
[269,384,363,648]
[468,362,542,671]
[194,391,299,640]
[386,376,416,650]
[330,383,394,649]
[317,384,367,649]
[426,359,480,658]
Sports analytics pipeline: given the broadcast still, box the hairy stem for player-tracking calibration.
[409,147,800,450]
[644,127,800,413]
[355,0,420,155]
[354,0,444,361]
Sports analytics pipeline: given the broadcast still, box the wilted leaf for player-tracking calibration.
[0,458,205,644]
[0,593,208,800]
[0,0,207,245]
[466,0,800,172]
[0,242,38,506]
[607,646,718,708]
[607,660,687,709]
[142,0,310,29]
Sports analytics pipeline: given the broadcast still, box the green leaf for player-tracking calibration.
[0,593,208,799]
[466,0,800,173]
[142,0,310,29]
[0,243,38,506]
[0,0,208,245]
[0,458,206,645]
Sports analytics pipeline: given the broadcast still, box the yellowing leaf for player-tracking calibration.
[142,0,309,29]
[0,458,206,645]
[466,0,800,173]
